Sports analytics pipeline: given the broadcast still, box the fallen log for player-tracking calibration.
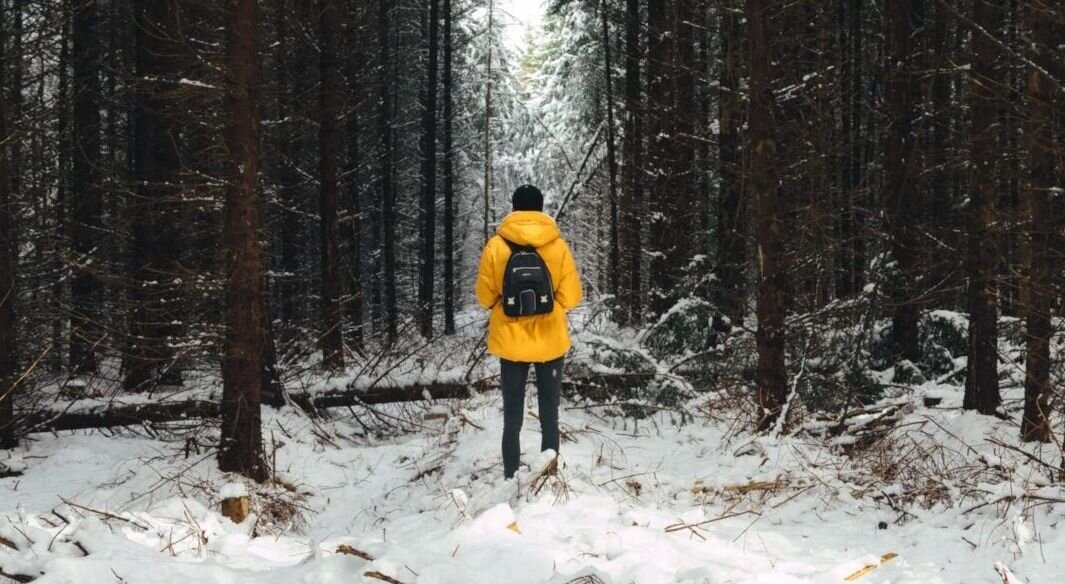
[18,401,220,434]
[561,373,657,402]
[17,384,471,436]
[294,383,471,411]
[16,372,670,436]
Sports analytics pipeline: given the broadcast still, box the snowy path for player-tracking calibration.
[2,390,1063,583]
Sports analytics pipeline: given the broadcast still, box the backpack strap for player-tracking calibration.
[500,236,535,252]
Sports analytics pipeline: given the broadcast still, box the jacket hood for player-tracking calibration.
[497,211,561,247]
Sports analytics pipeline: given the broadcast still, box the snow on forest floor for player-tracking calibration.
[2,385,1064,584]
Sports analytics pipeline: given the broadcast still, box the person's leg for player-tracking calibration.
[500,359,530,479]
[533,357,563,455]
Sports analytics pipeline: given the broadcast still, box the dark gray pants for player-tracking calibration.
[500,357,563,479]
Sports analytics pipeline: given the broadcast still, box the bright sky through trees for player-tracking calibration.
[499,0,545,49]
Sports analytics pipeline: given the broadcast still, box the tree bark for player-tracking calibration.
[219,0,268,482]
[747,0,787,431]
[71,0,104,375]
[418,0,440,339]
[885,0,921,363]
[962,0,1002,415]
[318,0,344,370]
[1019,0,1055,442]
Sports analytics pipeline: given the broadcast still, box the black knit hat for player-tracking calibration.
[512,184,544,212]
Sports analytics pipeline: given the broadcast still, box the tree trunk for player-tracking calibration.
[219,0,268,482]
[927,0,953,309]
[601,0,620,298]
[0,2,17,449]
[7,0,21,231]
[442,0,456,335]
[483,0,494,243]
[125,0,184,392]
[379,0,398,343]
[318,0,344,370]
[619,0,643,325]
[962,0,1002,415]
[646,0,675,316]
[997,0,1023,318]
[717,0,744,328]
[51,2,71,373]
[836,0,864,299]
[747,0,787,431]
[1019,0,1055,442]
[418,0,440,339]
[71,0,103,375]
[277,0,311,330]
[885,0,921,363]
[342,11,364,347]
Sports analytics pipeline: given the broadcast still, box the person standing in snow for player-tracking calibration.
[476,185,583,479]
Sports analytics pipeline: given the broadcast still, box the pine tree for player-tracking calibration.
[418,0,441,339]
[1019,0,1057,442]
[219,0,268,482]
[747,0,787,431]
[125,0,185,391]
[962,0,1003,415]
[318,0,344,370]
[71,0,104,375]
[442,0,456,336]
[0,0,17,449]
[716,0,744,328]
[618,0,642,324]
[885,0,921,363]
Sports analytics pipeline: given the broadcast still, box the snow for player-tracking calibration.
[4,385,1064,583]
[220,483,248,499]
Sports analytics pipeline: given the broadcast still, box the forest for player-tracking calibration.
[0,0,1064,582]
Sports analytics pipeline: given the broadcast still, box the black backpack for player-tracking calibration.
[500,238,554,317]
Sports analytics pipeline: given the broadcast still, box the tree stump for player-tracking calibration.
[221,496,250,524]
[220,483,251,524]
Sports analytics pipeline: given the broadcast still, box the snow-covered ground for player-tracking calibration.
[2,382,1063,584]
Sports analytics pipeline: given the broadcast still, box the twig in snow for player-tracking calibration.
[526,454,571,502]
[58,498,149,531]
[987,438,1065,475]
[772,337,809,438]
[0,568,36,583]
[336,544,374,561]
[664,510,759,534]
[993,562,1021,584]
[364,571,407,584]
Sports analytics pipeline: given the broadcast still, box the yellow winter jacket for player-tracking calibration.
[476,211,582,363]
